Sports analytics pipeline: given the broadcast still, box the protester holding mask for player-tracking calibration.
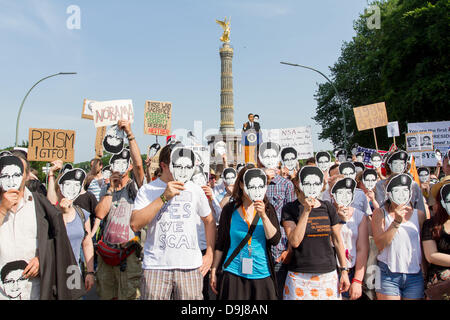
[421,183,450,299]
[371,173,426,300]
[281,166,350,300]
[210,167,281,300]
[330,177,369,300]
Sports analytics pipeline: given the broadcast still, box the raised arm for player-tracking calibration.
[118,120,145,188]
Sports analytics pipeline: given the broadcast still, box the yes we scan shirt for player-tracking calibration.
[133,178,211,270]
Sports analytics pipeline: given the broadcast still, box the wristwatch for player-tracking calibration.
[338,267,349,273]
[105,191,113,197]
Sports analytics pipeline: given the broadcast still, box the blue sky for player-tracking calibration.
[0,0,371,163]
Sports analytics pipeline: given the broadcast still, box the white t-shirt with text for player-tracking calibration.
[133,179,211,270]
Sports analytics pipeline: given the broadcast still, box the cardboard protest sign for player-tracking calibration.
[353,102,388,131]
[28,128,75,162]
[262,126,314,160]
[405,131,434,152]
[91,99,134,128]
[95,126,107,159]
[82,99,96,120]
[407,121,450,166]
[144,101,172,136]
[190,145,210,186]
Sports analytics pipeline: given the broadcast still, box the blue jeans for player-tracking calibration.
[376,261,424,299]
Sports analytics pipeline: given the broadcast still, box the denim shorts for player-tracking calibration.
[376,261,424,299]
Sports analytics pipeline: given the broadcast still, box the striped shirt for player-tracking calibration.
[87,179,102,202]
[266,175,296,260]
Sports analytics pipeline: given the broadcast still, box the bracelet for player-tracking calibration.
[352,278,363,285]
[160,194,168,204]
[128,136,135,142]
[85,271,95,276]
[394,219,402,224]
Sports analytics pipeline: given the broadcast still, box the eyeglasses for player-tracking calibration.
[173,165,193,171]
[4,275,26,285]
[0,173,22,181]
[302,182,322,187]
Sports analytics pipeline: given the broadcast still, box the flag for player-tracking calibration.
[409,155,420,185]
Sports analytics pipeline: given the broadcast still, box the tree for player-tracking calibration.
[313,0,449,151]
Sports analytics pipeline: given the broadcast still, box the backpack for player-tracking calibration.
[73,205,89,240]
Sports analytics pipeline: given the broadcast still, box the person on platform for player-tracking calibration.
[242,113,260,132]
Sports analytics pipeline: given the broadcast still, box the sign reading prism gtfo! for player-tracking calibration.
[91,99,134,128]
[27,128,75,162]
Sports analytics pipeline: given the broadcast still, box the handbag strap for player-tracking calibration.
[223,210,260,270]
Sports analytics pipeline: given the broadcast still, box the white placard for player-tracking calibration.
[262,126,314,160]
[387,121,399,138]
[407,121,450,167]
[91,99,134,128]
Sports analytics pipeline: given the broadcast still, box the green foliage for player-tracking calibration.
[313,0,449,151]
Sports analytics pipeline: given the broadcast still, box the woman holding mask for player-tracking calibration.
[210,167,281,300]
[371,173,426,300]
[330,177,369,300]
[281,166,350,300]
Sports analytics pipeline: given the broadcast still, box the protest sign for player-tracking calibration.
[28,128,75,162]
[405,131,433,153]
[263,126,314,160]
[144,101,172,136]
[353,102,388,131]
[91,99,134,128]
[407,121,450,166]
[186,145,210,186]
[356,146,388,168]
[95,126,107,159]
[82,99,96,120]
[387,121,399,138]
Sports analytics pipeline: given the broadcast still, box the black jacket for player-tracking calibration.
[215,200,281,297]
[33,192,86,300]
[242,121,260,132]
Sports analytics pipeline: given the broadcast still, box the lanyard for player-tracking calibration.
[241,205,255,248]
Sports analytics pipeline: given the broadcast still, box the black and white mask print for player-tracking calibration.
[435,149,442,162]
[236,162,245,173]
[339,162,357,180]
[331,178,356,207]
[148,143,161,159]
[222,167,237,186]
[386,174,413,206]
[102,165,112,180]
[440,184,450,216]
[336,149,347,163]
[58,168,86,201]
[281,147,298,173]
[259,142,281,169]
[243,168,267,202]
[170,147,195,184]
[315,151,332,173]
[417,167,430,184]
[0,156,24,192]
[362,169,377,191]
[353,162,365,174]
[191,166,207,187]
[109,149,131,175]
[0,260,30,300]
[61,163,73,176]
[0,151,12,158]
[370,152,383,169]
[356,152,365,163]
[298,166,324,199]
[351,143,359,156]
[387,150,408,174]
[103,124,125,154]
[214,141,227,157]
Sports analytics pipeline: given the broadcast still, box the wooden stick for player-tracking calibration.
[373,128,379,151]
[393,136,396,147]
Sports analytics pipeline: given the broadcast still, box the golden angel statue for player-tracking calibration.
[215,17,231,43]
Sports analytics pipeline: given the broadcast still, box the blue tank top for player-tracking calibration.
[224,209,271,279]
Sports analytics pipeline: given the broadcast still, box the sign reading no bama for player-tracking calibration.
[27,128,76,162]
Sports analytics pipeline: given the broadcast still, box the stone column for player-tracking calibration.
[219,43,235,134]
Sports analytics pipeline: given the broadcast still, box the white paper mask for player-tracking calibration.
[243,168,267,202]
[370,153,383,169]
[58,168,86,201]
[315,151,331,173]
[0,156,24,192]
[339,162,356,180]
[281,147,298,172]
[223,168,237,186]
[362,169,377,191]
[1,260,31,300]
[298,166,324,199]
[440,184,450,216]
[110,149,131,175]
[387,151,408,174]
[336,149,347,163]
[435,149,442,162]
[259,142,281,169]
[191,167,208,186]
[148,143,161,159]
[332,178,356,207]
[418,167,430,184]
[102,165,112,180]
[214,141,227,157]
[103,125,125,154]
[386,174,413,206]
[170,147,195,184]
